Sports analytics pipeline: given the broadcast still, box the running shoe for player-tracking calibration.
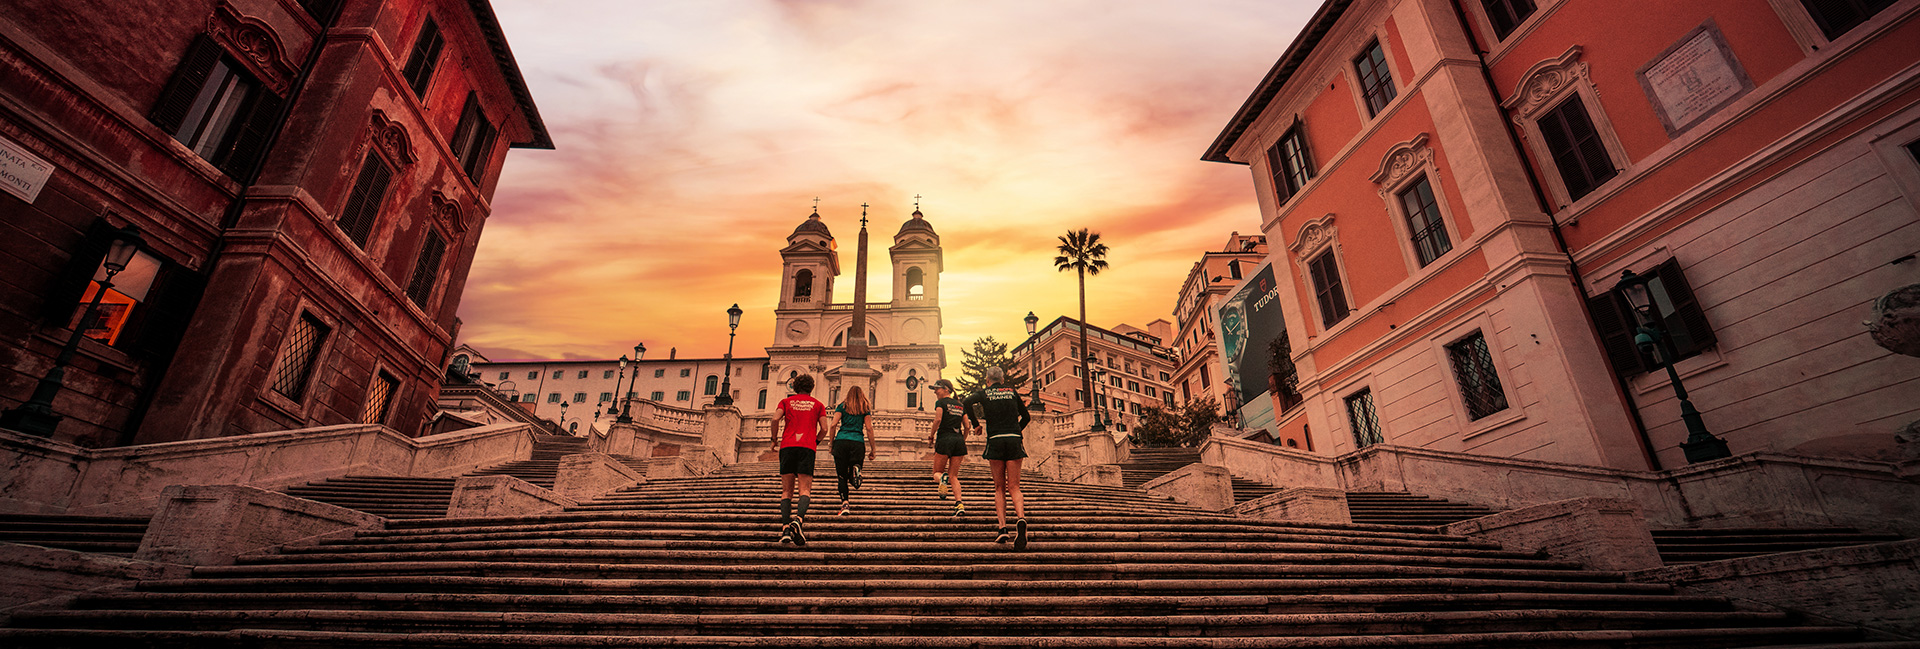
[838,502,851,517]
[791,516,808,547]
[779,522,794,545]
[1014,518,1028,550]
[952,502,965,517]
[994,526,1011,544]
[850,465,862,490]
[937,473,949,499]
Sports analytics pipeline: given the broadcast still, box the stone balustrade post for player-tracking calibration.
[702,405,741,465]
[1141,464,1234,511]
[555,453,644,502]
[134,485,383,566]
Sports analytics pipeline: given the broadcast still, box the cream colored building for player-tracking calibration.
[766,208,947,412]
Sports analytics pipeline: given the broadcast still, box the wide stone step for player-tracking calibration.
[326,525,1504,551]
[7,608,1798,637]
[186,560,1627,583]
[235,548,1579,571]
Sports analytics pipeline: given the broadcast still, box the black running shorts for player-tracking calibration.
[934,432,968,457]
[982,435,1026,461]
[779,446,816,475]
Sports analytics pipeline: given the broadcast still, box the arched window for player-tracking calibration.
[758,389,768,409]
[833,329,879,347]
[704,375,719,395]
[905,267,925,300]
[792,269,814,301]
[568,422,578,433]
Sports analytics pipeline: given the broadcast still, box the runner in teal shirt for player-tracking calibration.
[830,386,876,515]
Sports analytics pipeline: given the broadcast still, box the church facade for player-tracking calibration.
[765,207,946,413]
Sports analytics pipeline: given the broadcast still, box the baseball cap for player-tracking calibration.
[931,379,955,391]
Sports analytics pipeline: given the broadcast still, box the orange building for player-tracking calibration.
[1205,0,1919,469]
[1169,233,1271,415]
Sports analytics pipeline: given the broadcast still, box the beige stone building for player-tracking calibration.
[1169,233,1271,412]
[1013,316,1176,430]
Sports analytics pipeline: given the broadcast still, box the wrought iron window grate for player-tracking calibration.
[273,314,329,399]
[1346,389,1383,447]
[1447,332,1510,420]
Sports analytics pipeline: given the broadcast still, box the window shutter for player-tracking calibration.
[1267,142,1293,205]
[41,220,118,324]
[1585,291,1645,375]
[1654,259,1717,356]
[405,229,447,308]
[123,264,207,358]
[463,121,496,183]
[219,89,285,181]
[402,20,444,99]
[149,35,224,134]
[337,156,391,247]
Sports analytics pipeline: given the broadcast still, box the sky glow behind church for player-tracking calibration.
[463,0,1318,360]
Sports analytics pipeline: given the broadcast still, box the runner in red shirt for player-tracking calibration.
[769,374,829,545]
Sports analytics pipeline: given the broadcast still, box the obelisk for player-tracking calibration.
[845,203,871,369]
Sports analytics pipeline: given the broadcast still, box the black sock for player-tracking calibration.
[797,495,810,518]
[780,498,791,523]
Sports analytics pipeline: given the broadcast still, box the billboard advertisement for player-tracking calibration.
[1213,260,1288,430]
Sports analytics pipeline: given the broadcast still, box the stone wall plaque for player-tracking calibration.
[0,134,54,203]
[1637,21,1753,137]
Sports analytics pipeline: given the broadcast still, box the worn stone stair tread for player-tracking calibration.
[235,549,1581,570]
[282,539,1529,558]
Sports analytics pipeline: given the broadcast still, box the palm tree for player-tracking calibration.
[1054,228,1109,408]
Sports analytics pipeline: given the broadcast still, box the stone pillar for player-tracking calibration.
[1141,463,1235,511]
[1228,487,1351,523]
[446,475,574,518]
[603,421,640,457]
[554,453,644,502]
[134,485,383,566]
[1077,464,1123,487]
[702,405,741,465]
[1441,497,1663,571]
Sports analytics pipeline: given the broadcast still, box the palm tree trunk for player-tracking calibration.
[1078,266,1091,408]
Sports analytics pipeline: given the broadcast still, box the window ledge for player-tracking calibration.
[1460,407,1528,441]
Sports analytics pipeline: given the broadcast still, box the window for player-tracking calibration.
[336,155,393,248]
[1398,176,1453,267]
[1799,0,1895,39]
[676,390,690,401]
[603,370,615,379]
[520,393,535,403]
[758,389,768,409]
[679,369,691,378]
[271,313,329,400]
[1346,389,1383,447]
[498,372,508,380]
[1906,140,1920,164]
[571,370,584,379]
[1353,40,1397,117]
[449,94,498,184]
[1537,94,1617,201]
[1309,251,1351,328]
[1072,367,1083,377]
[150,36,283,179]
[1075,389,1084,402]
[655,369,666,378]
[1127,380,1140,392]
[66,248,163,347]
[761,365,770,380]
[705,375,719,395]
[651,391,665,401]
[907,392,919,408]
[598,392,612,403]
[1586,259,1718,375]
[1163,393,1175,406]
[1182,382,1192,401]
[569,422,578,433]
[571,392,586,403]
[547,393,560,403]
[1160,371,1171,381]
[362,371,398,424]
[1266,124,1315,204]
[553,370,564,379]
[626,391,636,400]
[400,18,444,99]
[1446,332,1509,420]
[792,269,814,301]
[906,267,925,299]
[527,371,538,380]
[1144,386,1156,398]
[1045,371,1056,385]
[1481,0,1537,40]
[1199,365,1209,387]
[1110,376,1123,388]
[403,229,446,308]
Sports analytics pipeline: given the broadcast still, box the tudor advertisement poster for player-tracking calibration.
[1214,261,1287,429]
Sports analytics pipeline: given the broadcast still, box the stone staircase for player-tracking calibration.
[280,435,656,518]
[0,459,1880,646]
[1118,447,1281,504]
[1652,527,1906,564]
[1344,492,1500,526]
[0,513,150,556]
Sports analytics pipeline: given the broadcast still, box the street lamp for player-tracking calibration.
[1617,269,1730,464]
[558,400,571,435]
[1088,353,1107,433]
[715,304,743,406]
[610,353,630,422]
[1024,311,1043,412]
[1,226,144,437]
[620,343,644,422]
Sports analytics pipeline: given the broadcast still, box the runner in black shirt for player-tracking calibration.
[926,379,968,517]
[962,367,1032,548]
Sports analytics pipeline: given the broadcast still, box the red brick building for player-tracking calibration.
[1206,0,1919,469]
[0,0,548,447]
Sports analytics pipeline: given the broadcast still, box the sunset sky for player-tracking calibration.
[463,0,1317,361]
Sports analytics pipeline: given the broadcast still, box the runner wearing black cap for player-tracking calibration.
[962,366,1032,548]
[926,378,967,517]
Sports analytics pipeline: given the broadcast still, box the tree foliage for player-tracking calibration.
[1054,228,1109,408]
[1127,395,1223,448]
[956,336,1030,395]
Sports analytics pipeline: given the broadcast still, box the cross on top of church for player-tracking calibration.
[860,203,869,228]
[812,197,820,210]
[914,194,922,210]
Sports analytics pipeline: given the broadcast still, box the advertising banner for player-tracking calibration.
[1213,261,1288,430]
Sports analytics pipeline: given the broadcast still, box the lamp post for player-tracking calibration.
[715,304,742,406]
[1023,311,1043,412]
[558,400,571,435]
[619,343,644,422]
[1616,269,1730,464]
[610,353,630,422]
[1088,353,1107,432]
[1,227,144,437]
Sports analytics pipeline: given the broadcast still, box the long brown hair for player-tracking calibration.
[840,385,871,416]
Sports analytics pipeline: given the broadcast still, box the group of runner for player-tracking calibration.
[767,367,1032,549]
